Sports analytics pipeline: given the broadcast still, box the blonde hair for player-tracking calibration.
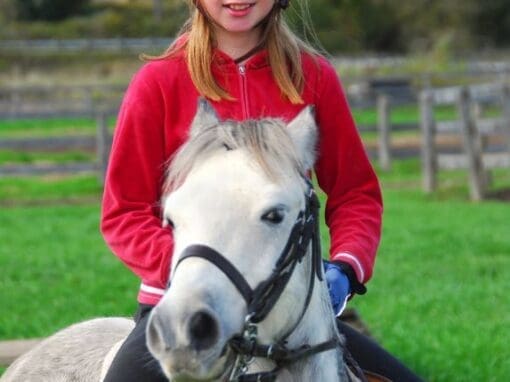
[144,1,317,104]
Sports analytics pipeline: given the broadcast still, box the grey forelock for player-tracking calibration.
[163,118,304,194]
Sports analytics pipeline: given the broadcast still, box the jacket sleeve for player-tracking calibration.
[313,59,383,287]
[100,65,173,291]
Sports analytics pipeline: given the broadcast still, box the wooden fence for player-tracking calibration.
[0,84,124,119]
[0,81,421,180]
[2,79,510,200]
[0,112,113,183]
[0,84,122,181]
[351,77,421,170]
[420,83,510,200]
[0,38,172,54]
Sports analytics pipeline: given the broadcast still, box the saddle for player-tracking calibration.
[340,309,392,382]
[344,349,392,382]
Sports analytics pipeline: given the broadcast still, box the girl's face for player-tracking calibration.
[199,1,276,37]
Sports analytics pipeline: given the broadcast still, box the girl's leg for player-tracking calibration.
[338,320,424,382]
[103,305,167,382]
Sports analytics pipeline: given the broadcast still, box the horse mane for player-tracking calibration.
[163,118,305,194]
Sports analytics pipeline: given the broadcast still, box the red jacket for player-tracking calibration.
[101,49,382,305]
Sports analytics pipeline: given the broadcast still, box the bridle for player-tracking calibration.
[174,178,340,382]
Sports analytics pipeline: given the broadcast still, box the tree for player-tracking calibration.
[391,0,477,51]
[289,0,403,53]
[12,0,90,21]
[471,0,510,48]
[152,0,163,23]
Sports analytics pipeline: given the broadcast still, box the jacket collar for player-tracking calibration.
[212,49,270,70]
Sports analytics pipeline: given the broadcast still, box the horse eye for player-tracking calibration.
[261,208,285,224]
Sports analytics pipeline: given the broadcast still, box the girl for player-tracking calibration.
[101,0,421,380]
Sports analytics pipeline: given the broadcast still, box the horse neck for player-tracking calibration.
[279,270,347,382]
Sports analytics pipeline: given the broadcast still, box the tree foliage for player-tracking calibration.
[1,0,509,52]
[11,0,91,21]
[297,0,510,52]
[470,0,510,48]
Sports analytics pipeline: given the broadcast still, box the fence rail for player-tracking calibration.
[0,79,421,178]
[0,136,96,151]
[0,38,173,53]
[2,79,509,189]
[0,84,124,120]
[420,83,510,200]
[0,112,113,183]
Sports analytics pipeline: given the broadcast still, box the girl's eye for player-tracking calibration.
[261,209,285,224]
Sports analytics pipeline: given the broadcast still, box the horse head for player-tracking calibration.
[145,99,340,381]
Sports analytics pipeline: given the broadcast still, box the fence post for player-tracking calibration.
[503,84,510,153]
[457,87,485,201]
[84,87,94,115]
[420,90,437,192]
[10,89,22,118]
[376,95,391,171]
[472,98,493,189]
[96,112,110,185]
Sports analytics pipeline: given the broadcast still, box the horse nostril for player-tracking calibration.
[188,310,219,351]
[146,311,172,356]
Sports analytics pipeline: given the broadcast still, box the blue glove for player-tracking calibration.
[324,261,351,316]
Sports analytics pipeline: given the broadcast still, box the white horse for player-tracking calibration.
[2,100,354,382]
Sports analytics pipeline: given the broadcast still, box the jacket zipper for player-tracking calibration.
[238,64,249,119]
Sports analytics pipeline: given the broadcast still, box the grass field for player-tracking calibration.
[1,159,509,381]
[0,106,451,138]
[1,106,510,381]
[352,191,510,381]
[0,118,98,138]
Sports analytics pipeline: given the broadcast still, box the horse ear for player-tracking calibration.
[190,98,220,137]
[287,106,318,170]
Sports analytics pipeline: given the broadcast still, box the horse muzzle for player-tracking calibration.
[146,303,232,379]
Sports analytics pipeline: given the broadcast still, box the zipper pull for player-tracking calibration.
[238,64,246,75]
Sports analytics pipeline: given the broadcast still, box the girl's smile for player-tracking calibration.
[201,0,274,32]
[200,0,275,58]
[223,2,256,15]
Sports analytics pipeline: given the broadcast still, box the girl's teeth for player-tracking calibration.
[229,4,250,10]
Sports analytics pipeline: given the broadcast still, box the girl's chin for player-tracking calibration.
[215,23,261,37]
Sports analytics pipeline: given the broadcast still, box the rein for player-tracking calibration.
[174,180,340,381]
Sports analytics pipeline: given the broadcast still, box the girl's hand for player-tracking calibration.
[324,261,351,316]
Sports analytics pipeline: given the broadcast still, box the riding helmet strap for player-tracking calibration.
[278,0,290,9]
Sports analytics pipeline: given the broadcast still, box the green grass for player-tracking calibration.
[0,117,116,138]
[0,175,102,204]
[1,161,510,381]
[351,189,510,381]
[0,76,509,381]
[0,150,93,165]
[0,204,139,340]
[358,160,510,381]
[351,104,460,126]
[0,105,461,139]
[0,118,97,138]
